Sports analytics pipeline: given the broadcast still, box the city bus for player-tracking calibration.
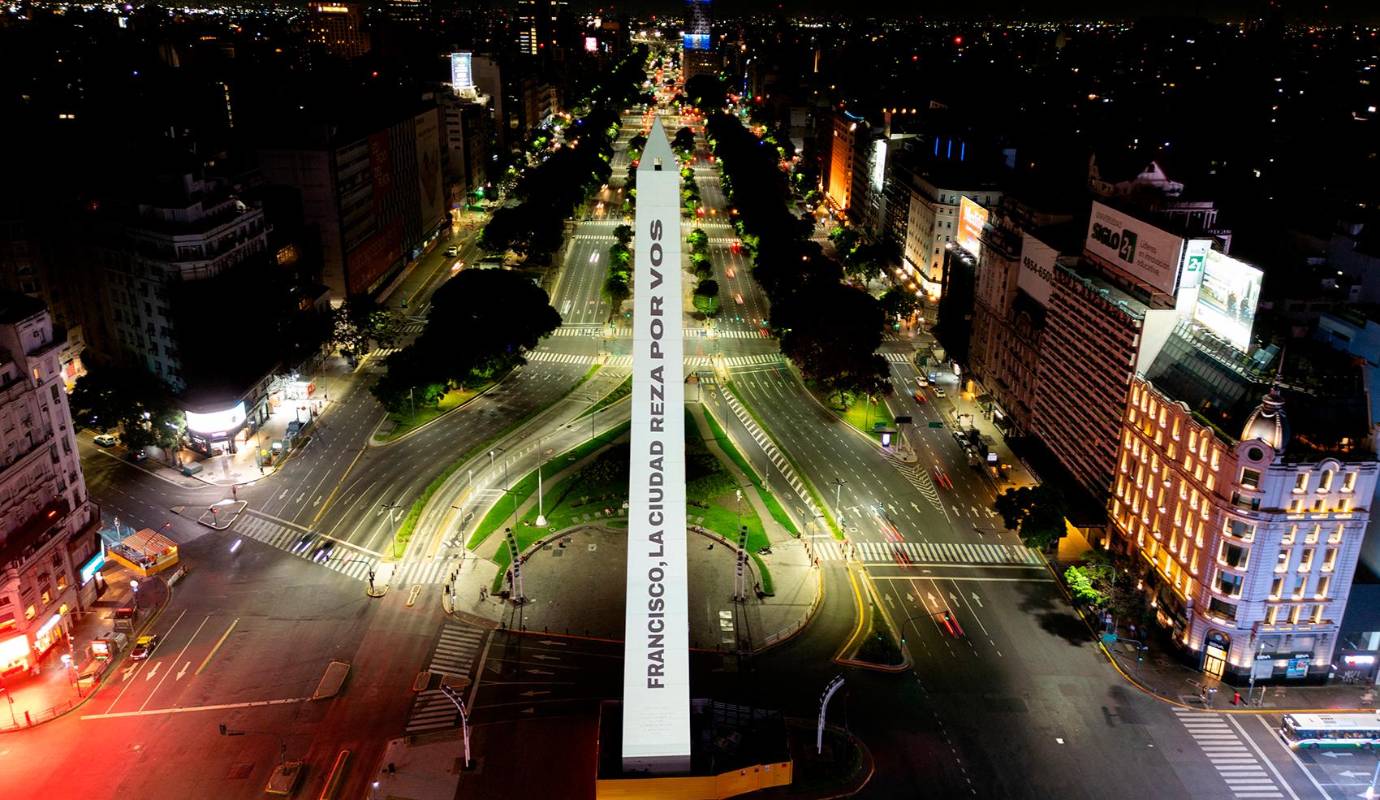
[1280,713,1380,749]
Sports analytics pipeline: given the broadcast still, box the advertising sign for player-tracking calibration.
[956,196,988,259]
[621,120,691,773]
[1084,200,1186,295]
[449,52,474,93]
[682,33,710,51]
[1017,232,1059,307]
[1191,250,1262,351]
[1180,238,1211,291]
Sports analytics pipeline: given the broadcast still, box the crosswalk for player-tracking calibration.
[814,539,1043,566]
[549,325,767,340]
[889,458,946,515]
[526,351,784,372]
[883,352,912,364]
[232,514,379,580]
[405,624,487,735]
[1172,708,1286,798]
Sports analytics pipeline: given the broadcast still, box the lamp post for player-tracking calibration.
[1248,640,1266,706]
[130,579,140,611]
[535,436,547,528]
[380,502,404,559]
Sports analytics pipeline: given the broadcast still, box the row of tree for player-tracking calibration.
[603,224,633,314]
[479,48,649,263]
[687,228,720,316]
[698,96,891,401]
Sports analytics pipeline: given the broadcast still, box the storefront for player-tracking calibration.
[183,400,248,456]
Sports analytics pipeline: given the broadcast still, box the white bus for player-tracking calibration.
[1280,713,1380,749]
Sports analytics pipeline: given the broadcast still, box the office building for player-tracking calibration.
[681,0,718,81]
[0,293,102,678]
[516,0,564,56]
[257,102,446,302]
[438,90,490,203]
[306,2,371,59]
[894,152,1001,298]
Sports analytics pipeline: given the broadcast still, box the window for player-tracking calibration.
[1226,519,1254,541]
[1294,472,1309,493]
[1299,549,1315,572]
[1216,570,1244,597]
[1218,542,1248,569]
[1316,575,1332,599]
[1323,548,1338,572]
[1291,574,1307,597]
[1305,524,1320,545]
[1208,597,1238,621]
[1320,470,1334,492]
[1289,498,1303,513]
[1266,606,1281,624]
[1270,576,1284,599]
[1289,605,1303,624]
[1312,498,1325,513]
[1339,498,1352,513]
[1313,605,1326,624]
[1241,468,1261,489]
[1343,471,1357,493]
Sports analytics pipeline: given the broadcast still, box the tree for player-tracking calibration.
[686,228,708,249]
[69,363,184,452]
[684,73,726,110]
[604,274,630,310]
[672,126,697,156]
[994,486,1067,550]
[331,297,397,361]
[879,286,919,321]
[693,280,720,315]
[613,224,633,246]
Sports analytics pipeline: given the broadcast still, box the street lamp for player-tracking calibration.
[535,436,548,528]
[380,502,404,559]
[130,579,140,610]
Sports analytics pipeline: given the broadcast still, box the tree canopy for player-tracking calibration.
[994,485,1067,550]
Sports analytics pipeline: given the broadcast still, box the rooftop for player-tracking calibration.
[0,291,47,327]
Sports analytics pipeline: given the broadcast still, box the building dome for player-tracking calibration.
[1241,386,1289,453]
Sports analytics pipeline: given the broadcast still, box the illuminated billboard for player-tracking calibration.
[682,33,710,51]
[621,120,690,774]
[1017,232,1059,307]
[1084,201,1186,296]
[1192,250,1262,350]
[185,401,246,436]
[584,36,599,52]
[956,196,988,259]
[870,139,887,195]
[450,52,474,94]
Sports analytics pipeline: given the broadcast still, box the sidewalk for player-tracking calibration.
[0,561,169,732]
[142,357,356,488]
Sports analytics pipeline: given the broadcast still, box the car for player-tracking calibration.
[912,390,927,404]
[932,387,947,398]
[127,448,148,462]
[450,260,464,274]
[916,376,929,387]
[312,540,335,563]
[93,433,117,447]
[292,533,315,554]
[931,467,954,490]
[130,634,161,661]
[444,245,461,257]
[935,610,965,638]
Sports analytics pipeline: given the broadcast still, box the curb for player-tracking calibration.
[368,373,509,448]
[0,573,174,734]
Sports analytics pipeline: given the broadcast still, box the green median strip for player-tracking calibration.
[701,406,800,537]
[575,375,631,421]
[726,381,843,540]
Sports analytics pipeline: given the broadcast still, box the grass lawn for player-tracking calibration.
[575,376,632,420]
[490,409,776,594]
[469,422,630,550]
[835,392,895,440]
[701,407,801,537]
[378,384,487,442]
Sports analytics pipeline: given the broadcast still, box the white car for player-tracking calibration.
[93,433,117,447]
[444,245,461,257]
[932,388,947,398]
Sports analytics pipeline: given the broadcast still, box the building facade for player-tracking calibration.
[258,104,447,300]
[1111,380,1377,681]
[92,171,269,393]
[307,2,371,59]
[0,293,101,678]
[895,164,1000,298]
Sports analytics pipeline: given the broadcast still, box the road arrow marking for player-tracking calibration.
[519,690,551,697]
[531,654,560,662]
[1322,751,1353,759]
[911,502,922,514]
[905,593,914,604]
[295,493,305,503]
[1339,770,1367,778]
[279,490,288,500]
[948,592,958,603]
[526,668,555,676]
[537,640,568,646]
[176,661,190,680]
[144,662,161,681]
[926,592,937,607]
[314,495,322,507]
[971,593,983,608]
[520,707,535,715]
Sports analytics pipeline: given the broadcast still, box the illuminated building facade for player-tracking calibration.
[1112,377,1376,681]
[0,293,101,678]
[307,2,371,59]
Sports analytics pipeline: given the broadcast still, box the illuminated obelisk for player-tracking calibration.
[621,117,691,773]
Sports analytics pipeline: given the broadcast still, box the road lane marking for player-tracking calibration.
[82,696,310,720]
[139,614,212,711]
[103,608,187,714]
[1253,716,1333,800]
[196,618,239,676]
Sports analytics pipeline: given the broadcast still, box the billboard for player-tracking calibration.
[621,121,691,773]
[1018,232,1059,307]
[1084,200,1186,296]
[1180,238,1210,291]
[956,196,988,259]
[1192,250,1262,350]
[584,35,599,52]
[682,33,711,51]
[449,52,474,93]
[870,139,887,195]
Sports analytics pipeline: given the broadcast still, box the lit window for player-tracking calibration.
[1304,524,1320,545]
[1298,548,1314,572]
[1240,468,1260,489]
[1329,525,1344,544]
[1320,469,1334,492]
[1294,472,1309,493]
[1323,548,1337,572]
[1289,499,1303,513]
[1339,498,1352,513]
[1270,576,1283,599]
[1313,605,1325,624]
[1342,471,1357,493]
[1289,605,1302,624]
[24,604,35,620]
[1265,605,1280,624]
[1316,575,1331,599]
